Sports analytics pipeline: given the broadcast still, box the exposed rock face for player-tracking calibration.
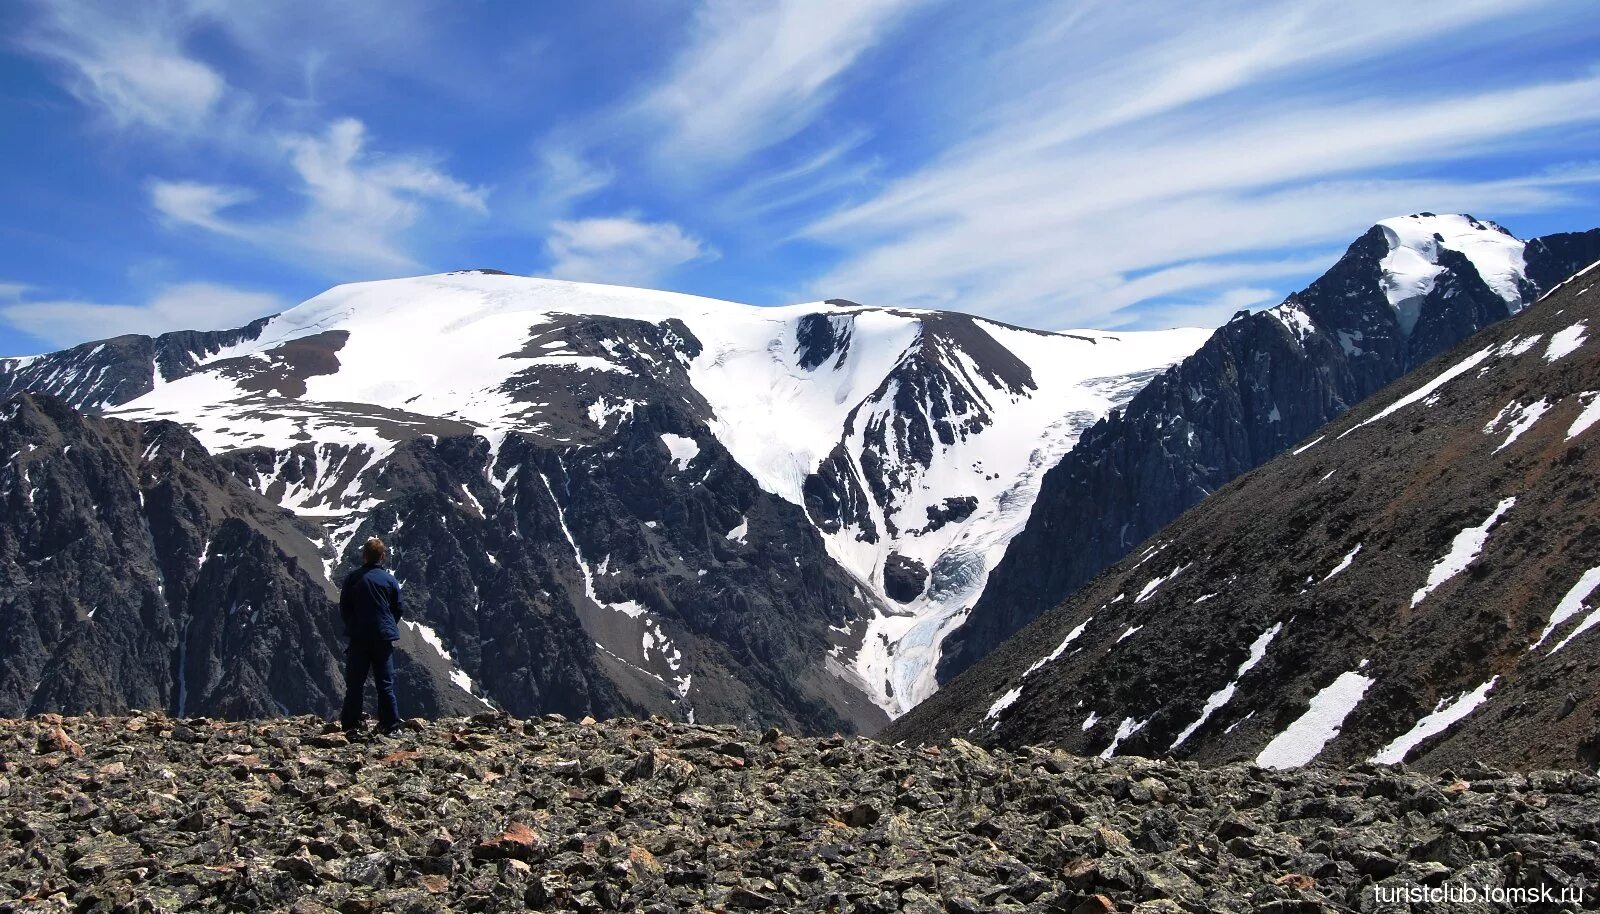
[882,554,929,604]
[352,408,886,734]
[0,390,881,733]
[0,272,1204,726]
[4,713,1598,913]
[0,320,272,413]
[889,261,1600,773]
[939,219,1600,684]
[0,394,485,723]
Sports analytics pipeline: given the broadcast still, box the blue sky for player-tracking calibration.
[3,0,1600,356]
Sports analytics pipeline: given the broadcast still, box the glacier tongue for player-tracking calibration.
[815,321,1210,716]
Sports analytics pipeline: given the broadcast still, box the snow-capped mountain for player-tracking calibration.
[938,215,1600,684]
[886,255,1600,771]
[0,274,1203,727]
[6,214,1598,731]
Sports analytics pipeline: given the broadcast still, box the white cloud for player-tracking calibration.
[149,181,255,235]
[1,282,284,348]
[637,0,923,168]
[803,0,1600,329]
[19,1,233,137]
[545,217,712,286]
[1122,287,1280,333]
[496,143,615,232]
[534,146,614,212]
[150,118,488,272]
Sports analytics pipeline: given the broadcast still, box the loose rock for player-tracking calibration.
[0,714,1594,912]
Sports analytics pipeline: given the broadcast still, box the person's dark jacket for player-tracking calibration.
[340,564,404,641]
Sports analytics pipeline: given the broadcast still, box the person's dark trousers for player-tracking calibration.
[341,638,400,733]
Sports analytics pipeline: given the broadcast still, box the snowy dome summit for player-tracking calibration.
[102,270,1209,715]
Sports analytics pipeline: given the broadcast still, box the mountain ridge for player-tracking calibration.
[1,276,1204,727]
[937,215,1600,684]
[886,256,1600,772]
[5,213,1600,734]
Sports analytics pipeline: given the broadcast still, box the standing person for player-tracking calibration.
[339,537,404,736]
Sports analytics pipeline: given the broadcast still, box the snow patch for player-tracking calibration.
[1341,346,1494,440]
[1023,617,1093,677]
[1321,545,1361,583]
[1569,392,1600,440]
[1411,497,1515,607]
[1135,563,1190,603]
[405,620,493,709]
[1292,436,1324,456]
[1256,671,1375,769]
[660,433,699,470]
[1370,677,1498,765]
[1172,623,1282,749]
[1495,334,1543,359]
[538,470,647,618]
[586,396,637,428]
[1099,716,1150,759]
[1545,321,1588,362]
[1484,399,1551,452]
[1536,566,1600,651]
[983,686,1024,727]
[1268,302,1317,344]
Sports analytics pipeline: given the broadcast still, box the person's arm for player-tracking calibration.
[339,578,352,630]
[391,575,404,622]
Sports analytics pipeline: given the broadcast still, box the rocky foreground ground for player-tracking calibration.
[2,714,1598,913]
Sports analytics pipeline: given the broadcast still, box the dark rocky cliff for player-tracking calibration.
[938,225,1600,683]
[890,260,1600,772]
[0,393,479,720]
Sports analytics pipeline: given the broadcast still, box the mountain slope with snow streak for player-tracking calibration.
[938,216,1600,686]
[886,256,1600,772]
[3,271,1203,728]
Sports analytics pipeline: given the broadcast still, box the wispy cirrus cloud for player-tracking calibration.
[633,0,925,170]
[545,216,713,287]
[150,118,488,273]
[1,281,284,347]
[803,0,1600,329]
[17,1,235,138]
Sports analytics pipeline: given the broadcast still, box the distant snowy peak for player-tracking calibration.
[1377,213,1531,334]
[3,270,1205,719]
